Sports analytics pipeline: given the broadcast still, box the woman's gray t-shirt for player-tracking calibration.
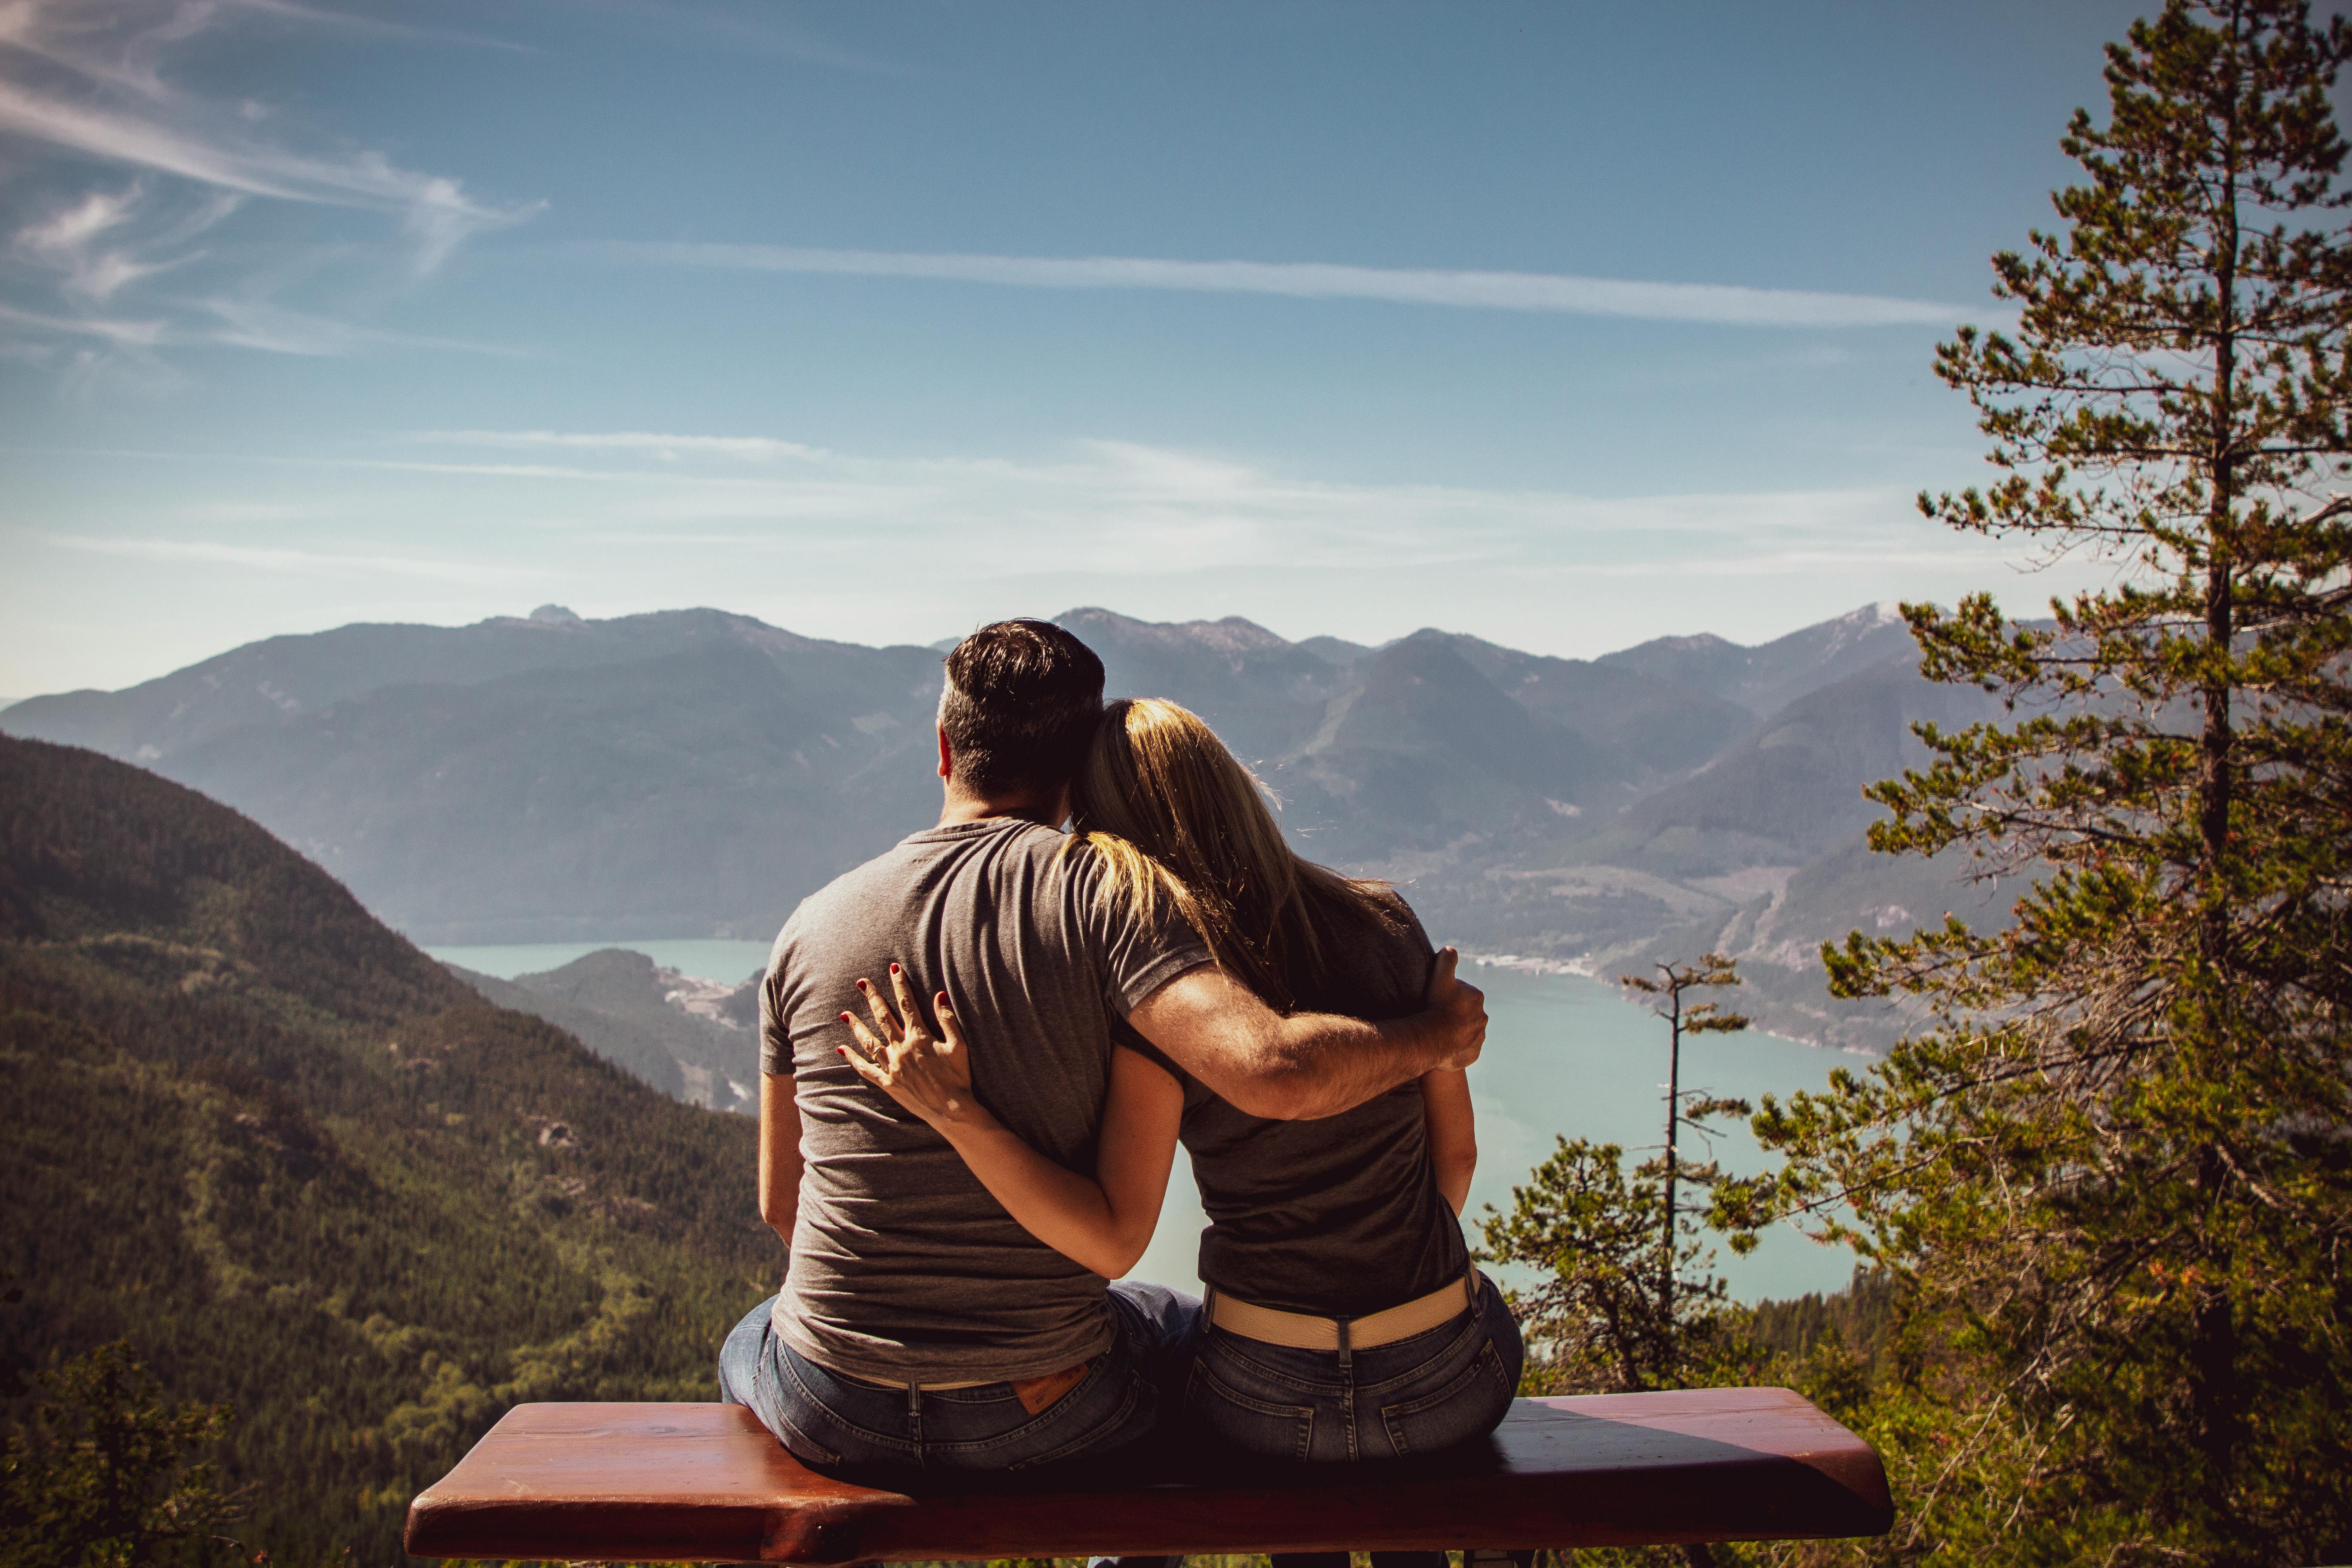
[1137,893,1470,1317]
[761,816,1208,1384]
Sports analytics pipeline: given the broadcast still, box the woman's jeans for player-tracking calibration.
[1192,1272,1523,1568]
[1185,1270,1524,1464]
[718,1282,1199,1473]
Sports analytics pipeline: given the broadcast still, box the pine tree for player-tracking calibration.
[1480,958,1753,1401]
[1484,960,1752,1568]
[0,1342,246,1568]
[1730,3,2352,1561]
[1621,956,1750,1331]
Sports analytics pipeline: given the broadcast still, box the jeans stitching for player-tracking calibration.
[1204,1306,1484,1400]
[774,1345,909,1463]
[1379,1341,1507,1458]
[1353,1311,1488,1400]
[925,1359,1123,1461]
[1200,1331,1351,1395]
[1188,1357,1314,1463]
[995,1374,1145,1470]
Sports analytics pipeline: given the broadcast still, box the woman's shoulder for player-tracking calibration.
[1339,880,1432,952]
[1293,879,1433,1014]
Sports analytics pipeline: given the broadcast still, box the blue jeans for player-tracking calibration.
[1185,1270,1523,1464]
[718,1282,1200,1474]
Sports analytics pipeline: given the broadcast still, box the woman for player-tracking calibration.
[842,697,1523,1530]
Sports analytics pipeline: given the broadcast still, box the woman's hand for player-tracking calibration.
[839,964,989,1132]
[841,964,1182,1278]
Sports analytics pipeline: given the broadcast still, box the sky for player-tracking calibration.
[0,0,2180,697]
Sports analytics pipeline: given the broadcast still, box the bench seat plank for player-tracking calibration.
[404,1389,1893,1563]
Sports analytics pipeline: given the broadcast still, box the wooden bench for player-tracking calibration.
[403,1388,1892,1562]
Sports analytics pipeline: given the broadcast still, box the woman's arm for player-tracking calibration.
[759,1071,805,1246]
[840,966,1183,1279]
[1420,1067,1476,1215]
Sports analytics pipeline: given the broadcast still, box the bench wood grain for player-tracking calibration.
[403,1389,1893,1563]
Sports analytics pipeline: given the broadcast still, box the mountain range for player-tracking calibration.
[4,600,2011,1053]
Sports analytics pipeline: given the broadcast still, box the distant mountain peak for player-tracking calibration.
[1825,600,1906,630]
[529,603,582,625]
[1055,606,1295,657]
[1643,632,1741,655]
[1295,634,1372,665]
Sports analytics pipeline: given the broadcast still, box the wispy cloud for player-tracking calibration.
[577,0,921,77]
[199,299,528,357]
[410,430,830,461]
[10,182,243,302]
[0,294,520,357]
[609,243,1977,328]
[34,431,1939,579]
[0,77,535,268]
[15,431,2089,671]
[16,185,141,288]
[37,532,540,582]
[0,300,168,344]
[294,429,1950,581]
[222,0,535,54]
[0,0,539,377]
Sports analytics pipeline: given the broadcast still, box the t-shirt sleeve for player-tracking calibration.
[1111,1014,1185,1083]
[1369,888,1440,1011]
[759,971,792,1076]
[1388,890,1438,968]
[1072,846,1213,1017]
[758,922,797,1077]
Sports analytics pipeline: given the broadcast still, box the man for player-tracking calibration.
[718,618,1485,1472]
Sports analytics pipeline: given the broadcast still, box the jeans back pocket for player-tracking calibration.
[1377,1339,1513,1458]
[1185,1357,1317,1464]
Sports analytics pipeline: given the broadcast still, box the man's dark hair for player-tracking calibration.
[939,619,1106,799]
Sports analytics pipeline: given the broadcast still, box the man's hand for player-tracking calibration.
[1424,947,1487,1070]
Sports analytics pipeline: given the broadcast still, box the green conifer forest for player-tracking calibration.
[1494,3,2352,1562]
[0,735,775,1562]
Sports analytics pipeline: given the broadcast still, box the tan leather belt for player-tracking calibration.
[835,1370,986,1390]
[1208,1271,1480,1352]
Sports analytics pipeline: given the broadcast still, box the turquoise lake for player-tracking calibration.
[427,940,1867,1305]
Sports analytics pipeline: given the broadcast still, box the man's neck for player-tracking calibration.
[937,790,1059,828]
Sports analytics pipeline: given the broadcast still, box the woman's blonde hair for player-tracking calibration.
[1068,698,1405,1012]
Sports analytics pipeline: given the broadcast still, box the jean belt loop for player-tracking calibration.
[905,1378,922,1458]
[1336,1313,1352,1373]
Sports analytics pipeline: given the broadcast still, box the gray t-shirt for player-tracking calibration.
[1132,892,1468,1316]
[762,816,1210,1384]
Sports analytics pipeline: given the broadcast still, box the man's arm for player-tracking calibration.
[1126,946,1486,1121]
[758,1072,804,1246]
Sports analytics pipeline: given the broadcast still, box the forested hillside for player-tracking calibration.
[0,735,774,1562]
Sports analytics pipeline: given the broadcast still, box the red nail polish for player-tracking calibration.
[891,963,901,974]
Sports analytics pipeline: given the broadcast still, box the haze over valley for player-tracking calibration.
[3,599,2007,1059]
